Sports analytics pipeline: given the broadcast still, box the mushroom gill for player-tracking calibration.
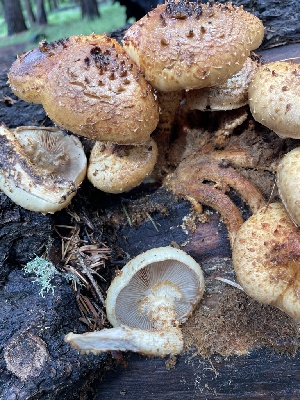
[0,125,87,213]
[65,246,205,357]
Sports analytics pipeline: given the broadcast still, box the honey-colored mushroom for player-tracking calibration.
[65,246,205,356]
[277,147,300,226]
[0,125,87,213]
[249,61,300,139]
[185,57,260,111]
[8,34,159,145]
[87,139,158,193]
[122,1,264,92]
[232,202,300,321]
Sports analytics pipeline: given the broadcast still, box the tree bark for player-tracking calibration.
[2,0,27,36]
[80,0,100,19]
[36,0,48,25]
[23,0,36,26]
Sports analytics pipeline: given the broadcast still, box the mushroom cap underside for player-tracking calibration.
[106,246,205,330]
[123,2,264,91]
[0,125,87,213]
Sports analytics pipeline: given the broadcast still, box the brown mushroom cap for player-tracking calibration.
[185,57,260,111]
[122,1,264,91]
[248,61,300,139]
[87,139,158,194]
[232,202,300,321]
[277,147,300,226]
[8,34,159,145]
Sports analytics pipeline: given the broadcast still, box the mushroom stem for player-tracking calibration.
[65,325,183,357]
[178,158,266,214]
[176,181,244,247]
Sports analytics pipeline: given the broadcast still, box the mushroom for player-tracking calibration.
[248,61,300,139]
[122,1,264,92]
[122,1,264,174]
[65,246,205,356]
[0,125,87,213]
[185,57,260,112]
[165,155,266,246]
[277,147,300,226]
[8,34,159,145]
[87,138,158,194]
[232,202,300,321]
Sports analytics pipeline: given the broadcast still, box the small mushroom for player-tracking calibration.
[8,34,159,145]
[185,57,260,111]
[232,202,300,321]
[122,1,264,91]
[65,246,205,356]
[248,61,300,139]
[87,139,158,193]
[0,125,87,213]
[277,147,300,226]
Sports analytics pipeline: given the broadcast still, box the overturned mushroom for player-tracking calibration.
[232,202,300,321]
[87,138,158,193]
[277,147,300,226]
[249,61,300,139]
[8,34,159,145]
[0,125,87,213]
[65,246,205,356]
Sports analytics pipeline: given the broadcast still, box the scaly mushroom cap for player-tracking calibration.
[8,34,159,144]
[106,246,205,330]
[249,61,300,139]
[87,139,158,194]
[232,202,300,321]
[277,147,300,226]
[0,125,87,213]
[122,1,264,91]
[185,57,260,111]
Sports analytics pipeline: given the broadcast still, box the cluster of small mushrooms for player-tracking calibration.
[2,0,300,356]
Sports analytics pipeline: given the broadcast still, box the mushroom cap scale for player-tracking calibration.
[232,202,300,321]
[0,125,87,213]
[8,34,159,144]
[87,139,158,194]
[185,57,260,111]
[122,2,264,91]
[248,61,300,139]
[106,246,205,330]
[277,147,300,226]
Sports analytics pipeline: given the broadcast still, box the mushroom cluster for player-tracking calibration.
[5,0,265,208]
[5,0,300,355]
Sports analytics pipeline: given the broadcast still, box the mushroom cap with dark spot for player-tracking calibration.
[8,34,159,145]
[122,2,264,91]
